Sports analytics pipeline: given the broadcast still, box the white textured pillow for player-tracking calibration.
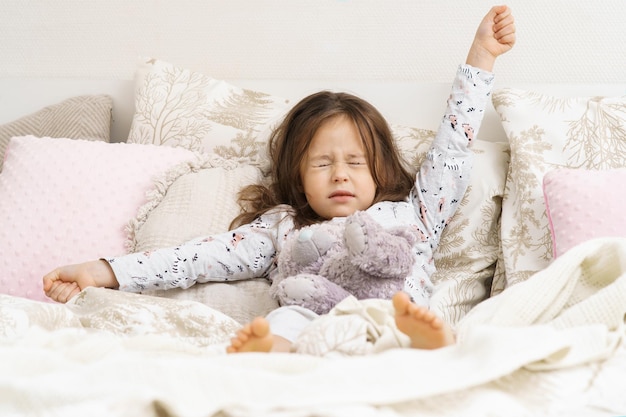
[126,58,290,166]
[0,136,197,302]
[492,88,626,294]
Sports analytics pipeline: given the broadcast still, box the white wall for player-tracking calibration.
[1,0,625,88]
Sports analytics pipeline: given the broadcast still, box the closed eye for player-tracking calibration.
[309,155,366,168]
[347,156,368,166]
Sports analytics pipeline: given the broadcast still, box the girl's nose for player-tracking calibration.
[332,165,349,182]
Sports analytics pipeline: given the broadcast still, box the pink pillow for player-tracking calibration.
[543,168,626,258]
[0,136,197,302]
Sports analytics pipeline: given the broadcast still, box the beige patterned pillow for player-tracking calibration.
[125,153,263,253]
[125,153,279,325]
[126,58,290,166]
[0,95,112,171]
[492,88,626,294]
[393,124,509,327]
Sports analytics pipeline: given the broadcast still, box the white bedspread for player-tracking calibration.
[1,237,625,417]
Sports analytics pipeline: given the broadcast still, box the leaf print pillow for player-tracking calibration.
[127,58,291,167]
[491,88,626,294]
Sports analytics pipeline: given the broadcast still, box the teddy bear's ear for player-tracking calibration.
[310,229,335,256]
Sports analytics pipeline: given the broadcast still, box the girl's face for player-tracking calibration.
[300,115,377,219]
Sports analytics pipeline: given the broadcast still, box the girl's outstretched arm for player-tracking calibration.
[466,5,516,71]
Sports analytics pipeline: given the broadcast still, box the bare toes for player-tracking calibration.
[392,292,411,313]
[409,305,427,320]
[226,317,274,354]
[250,316,270,337]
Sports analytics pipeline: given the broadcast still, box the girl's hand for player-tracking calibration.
[466,5,516,71]
[42,260,118,303]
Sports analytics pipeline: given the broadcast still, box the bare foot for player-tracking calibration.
[392,292,455,349]
[226,317,274,353]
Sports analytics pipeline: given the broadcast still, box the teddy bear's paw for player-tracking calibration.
[275,274,349,315]
[344,211,385,258]
[275,274,322,305]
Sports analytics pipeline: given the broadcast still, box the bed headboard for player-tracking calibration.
[1,78,625,143]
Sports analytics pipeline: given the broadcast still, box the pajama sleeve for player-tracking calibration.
[410,64,495,251]
[106,209,293,293]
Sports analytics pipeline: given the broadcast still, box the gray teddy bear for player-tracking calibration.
[270,210,419,315]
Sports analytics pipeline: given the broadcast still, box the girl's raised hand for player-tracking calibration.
[466,5,516,71]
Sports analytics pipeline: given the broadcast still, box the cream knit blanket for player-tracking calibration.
[459,236,626,369]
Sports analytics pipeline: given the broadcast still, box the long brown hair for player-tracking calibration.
[230,91,414,229]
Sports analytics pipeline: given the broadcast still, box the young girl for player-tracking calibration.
[43,5,515,354]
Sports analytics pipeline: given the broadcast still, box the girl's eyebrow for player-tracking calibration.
[308,152,366,161]
[308,154,332,161]
[344,153,367,160]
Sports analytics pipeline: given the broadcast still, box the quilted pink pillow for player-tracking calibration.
[0,136,197,302]
[543,168,626,258]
